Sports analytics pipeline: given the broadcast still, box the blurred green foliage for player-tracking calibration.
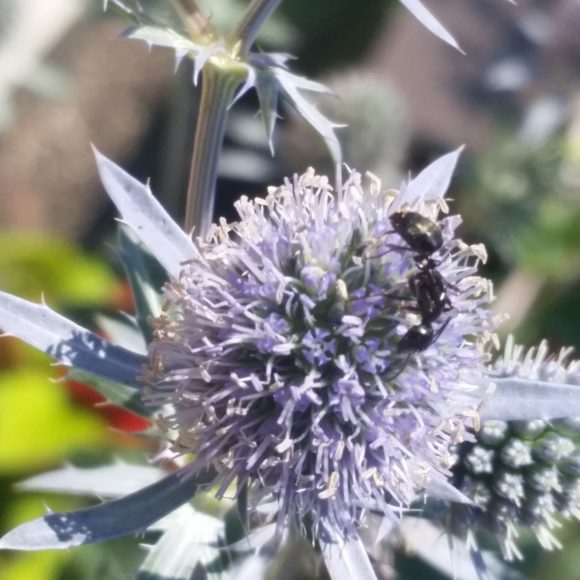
[0,369,105,474]
[1,547,68,580]
[460,135,565,268]
[457,129,580,359]
[0,234,117,306]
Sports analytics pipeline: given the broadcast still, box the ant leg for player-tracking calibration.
[352,291,408,305]
[367,291,410,302]
[366,243,412,260]
[365,292,421,313]
[430,317,451,345]
[374,226,394,238]
[383,352,412,381]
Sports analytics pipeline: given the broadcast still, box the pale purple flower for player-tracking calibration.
[147,162,497,540]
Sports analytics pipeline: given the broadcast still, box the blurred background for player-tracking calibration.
[1,0,580,578]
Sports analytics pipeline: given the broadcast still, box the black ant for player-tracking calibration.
[387,211,454,365]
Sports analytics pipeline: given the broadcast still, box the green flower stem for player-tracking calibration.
[184,63,243,235]
[230,0,283,58]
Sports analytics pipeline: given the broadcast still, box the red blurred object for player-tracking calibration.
[0,337,27,370]
[109,280,135,313]
[67,379,151,433]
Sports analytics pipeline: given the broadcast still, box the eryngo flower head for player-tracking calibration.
[147,164,497,540]
[450,340,580,561]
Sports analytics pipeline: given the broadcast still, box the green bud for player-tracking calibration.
[478,420,509,446]
[464,445,495,475]
[511,419,546,439]
[534,434,575,464]
[500,439,533,469]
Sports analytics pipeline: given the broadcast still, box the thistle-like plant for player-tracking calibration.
[1,2,580,580]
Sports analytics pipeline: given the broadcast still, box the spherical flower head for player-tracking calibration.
[449,341,580,561]
[147,167,497,540]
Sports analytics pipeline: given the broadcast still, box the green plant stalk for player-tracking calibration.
[184,63,243,235]
[230,0,283,57]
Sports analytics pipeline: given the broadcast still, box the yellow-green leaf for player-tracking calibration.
[0,550,67,580]
[0,234,117,306]
[0,370,106,474]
